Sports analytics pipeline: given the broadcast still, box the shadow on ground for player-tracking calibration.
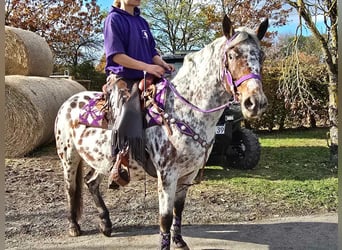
[18,216,337,250]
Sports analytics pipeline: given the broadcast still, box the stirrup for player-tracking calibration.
[108,151,130,188]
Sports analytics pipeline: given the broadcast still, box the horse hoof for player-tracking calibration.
[108,180,120,190]
[99,221,112,237]
[100,227,112,237]
[173,235,189,250]
[68,224,81,237]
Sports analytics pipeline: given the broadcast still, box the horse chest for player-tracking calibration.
[145,126,209,171]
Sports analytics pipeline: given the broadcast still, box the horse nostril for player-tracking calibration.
[244,97,255,111]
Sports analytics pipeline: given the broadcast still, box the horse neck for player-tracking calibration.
[170,37,230,127]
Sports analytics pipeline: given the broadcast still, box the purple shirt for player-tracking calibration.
[103,6,159,79]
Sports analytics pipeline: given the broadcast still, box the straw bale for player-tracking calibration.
[5,75,86,158]
[5,26,53,77]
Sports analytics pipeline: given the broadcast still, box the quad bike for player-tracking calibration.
[206,102,261,170]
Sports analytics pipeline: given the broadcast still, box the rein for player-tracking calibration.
[166,79,230,113]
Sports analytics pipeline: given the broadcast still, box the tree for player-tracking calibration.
[281,0,337,163]
[211,0,290,30]
[244,36,329,131]
[5,0,105,70]
[141,0,213,54]
[141,0,291,54]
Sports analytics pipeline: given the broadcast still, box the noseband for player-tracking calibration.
[223,33,262,100]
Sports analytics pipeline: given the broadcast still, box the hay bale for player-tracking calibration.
[5,26,53,77]
[5,75,86,158]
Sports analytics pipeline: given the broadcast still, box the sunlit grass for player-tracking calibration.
[202,128,338,214]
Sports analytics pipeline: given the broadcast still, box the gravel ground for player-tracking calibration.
[5,144,338,249]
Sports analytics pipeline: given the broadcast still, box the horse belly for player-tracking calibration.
[73,127,113,175]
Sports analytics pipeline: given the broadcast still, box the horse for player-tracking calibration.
[54,15,268,250]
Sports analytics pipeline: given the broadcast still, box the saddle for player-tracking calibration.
[79,76,160,189]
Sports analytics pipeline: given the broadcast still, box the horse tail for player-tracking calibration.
[74,160,84,221]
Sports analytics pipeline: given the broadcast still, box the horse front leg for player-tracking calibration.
[158,171,178,250]
[172,184,190,250]
[84,168,112,237]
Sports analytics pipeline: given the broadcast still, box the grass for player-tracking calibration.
[201,128,338,216]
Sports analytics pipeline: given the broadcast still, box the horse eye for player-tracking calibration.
[228,53,234,60]
[260,51,265,61]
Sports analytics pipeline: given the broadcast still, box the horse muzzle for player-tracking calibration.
[241,93,268,119]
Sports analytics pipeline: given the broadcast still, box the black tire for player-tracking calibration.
[224,128,261,169]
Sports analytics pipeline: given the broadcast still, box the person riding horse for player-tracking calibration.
[103,0,175,188]
[55,8,269,249]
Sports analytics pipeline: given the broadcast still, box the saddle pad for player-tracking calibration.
[79,93,108,128]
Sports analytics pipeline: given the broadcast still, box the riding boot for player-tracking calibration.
[108,151,130,189]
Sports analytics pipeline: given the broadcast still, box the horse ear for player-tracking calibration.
[256,18,269,40]
[222,15,235,39]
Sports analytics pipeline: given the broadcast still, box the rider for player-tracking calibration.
[103,0,174,188]
[103,0,175,92]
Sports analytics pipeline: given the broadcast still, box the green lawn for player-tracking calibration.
[202,128,337,216]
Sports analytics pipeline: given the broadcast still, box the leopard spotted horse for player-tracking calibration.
[54,15,269,250]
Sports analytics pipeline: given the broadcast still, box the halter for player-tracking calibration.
[223,32,262,101]
[224,69,262,100]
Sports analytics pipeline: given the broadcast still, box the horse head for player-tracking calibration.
[222,15,268,119]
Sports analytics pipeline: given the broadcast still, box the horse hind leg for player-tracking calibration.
[61,156,84,237]
[84,168,112,237]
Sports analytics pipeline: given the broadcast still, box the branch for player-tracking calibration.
[284,0,336,75]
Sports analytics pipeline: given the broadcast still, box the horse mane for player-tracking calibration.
[228,27,261,49]
[174,36,226,84]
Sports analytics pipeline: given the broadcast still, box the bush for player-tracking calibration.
[246,60,329,130]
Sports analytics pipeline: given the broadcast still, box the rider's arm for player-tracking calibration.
[113,53,165,78]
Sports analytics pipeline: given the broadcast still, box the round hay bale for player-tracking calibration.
[5,75,87,158]
[5,26,53,77]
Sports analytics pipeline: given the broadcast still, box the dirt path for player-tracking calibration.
[5,145,338,249]
[7,213,338,250]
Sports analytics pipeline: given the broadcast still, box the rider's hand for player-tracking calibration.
[146,64,166,78]
[163,63,175,73]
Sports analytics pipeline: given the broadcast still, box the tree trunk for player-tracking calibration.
[327,75,338,164]
[284,0,338,164]
[309,113,316,128]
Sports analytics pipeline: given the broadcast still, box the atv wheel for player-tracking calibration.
[224,128,261,169]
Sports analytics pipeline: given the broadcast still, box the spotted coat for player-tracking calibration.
[54,15,269,250]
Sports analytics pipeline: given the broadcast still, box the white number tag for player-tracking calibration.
[216,125,225,134]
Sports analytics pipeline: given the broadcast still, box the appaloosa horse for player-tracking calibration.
[54,15,268,250]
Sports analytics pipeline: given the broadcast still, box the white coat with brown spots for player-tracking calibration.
[54,15,269,250]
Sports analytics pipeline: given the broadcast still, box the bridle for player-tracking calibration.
[223,70,262,101]
[222,32,263,101]
[166,33,263,113]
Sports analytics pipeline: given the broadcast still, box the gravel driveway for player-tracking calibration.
[5,145,338,249]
